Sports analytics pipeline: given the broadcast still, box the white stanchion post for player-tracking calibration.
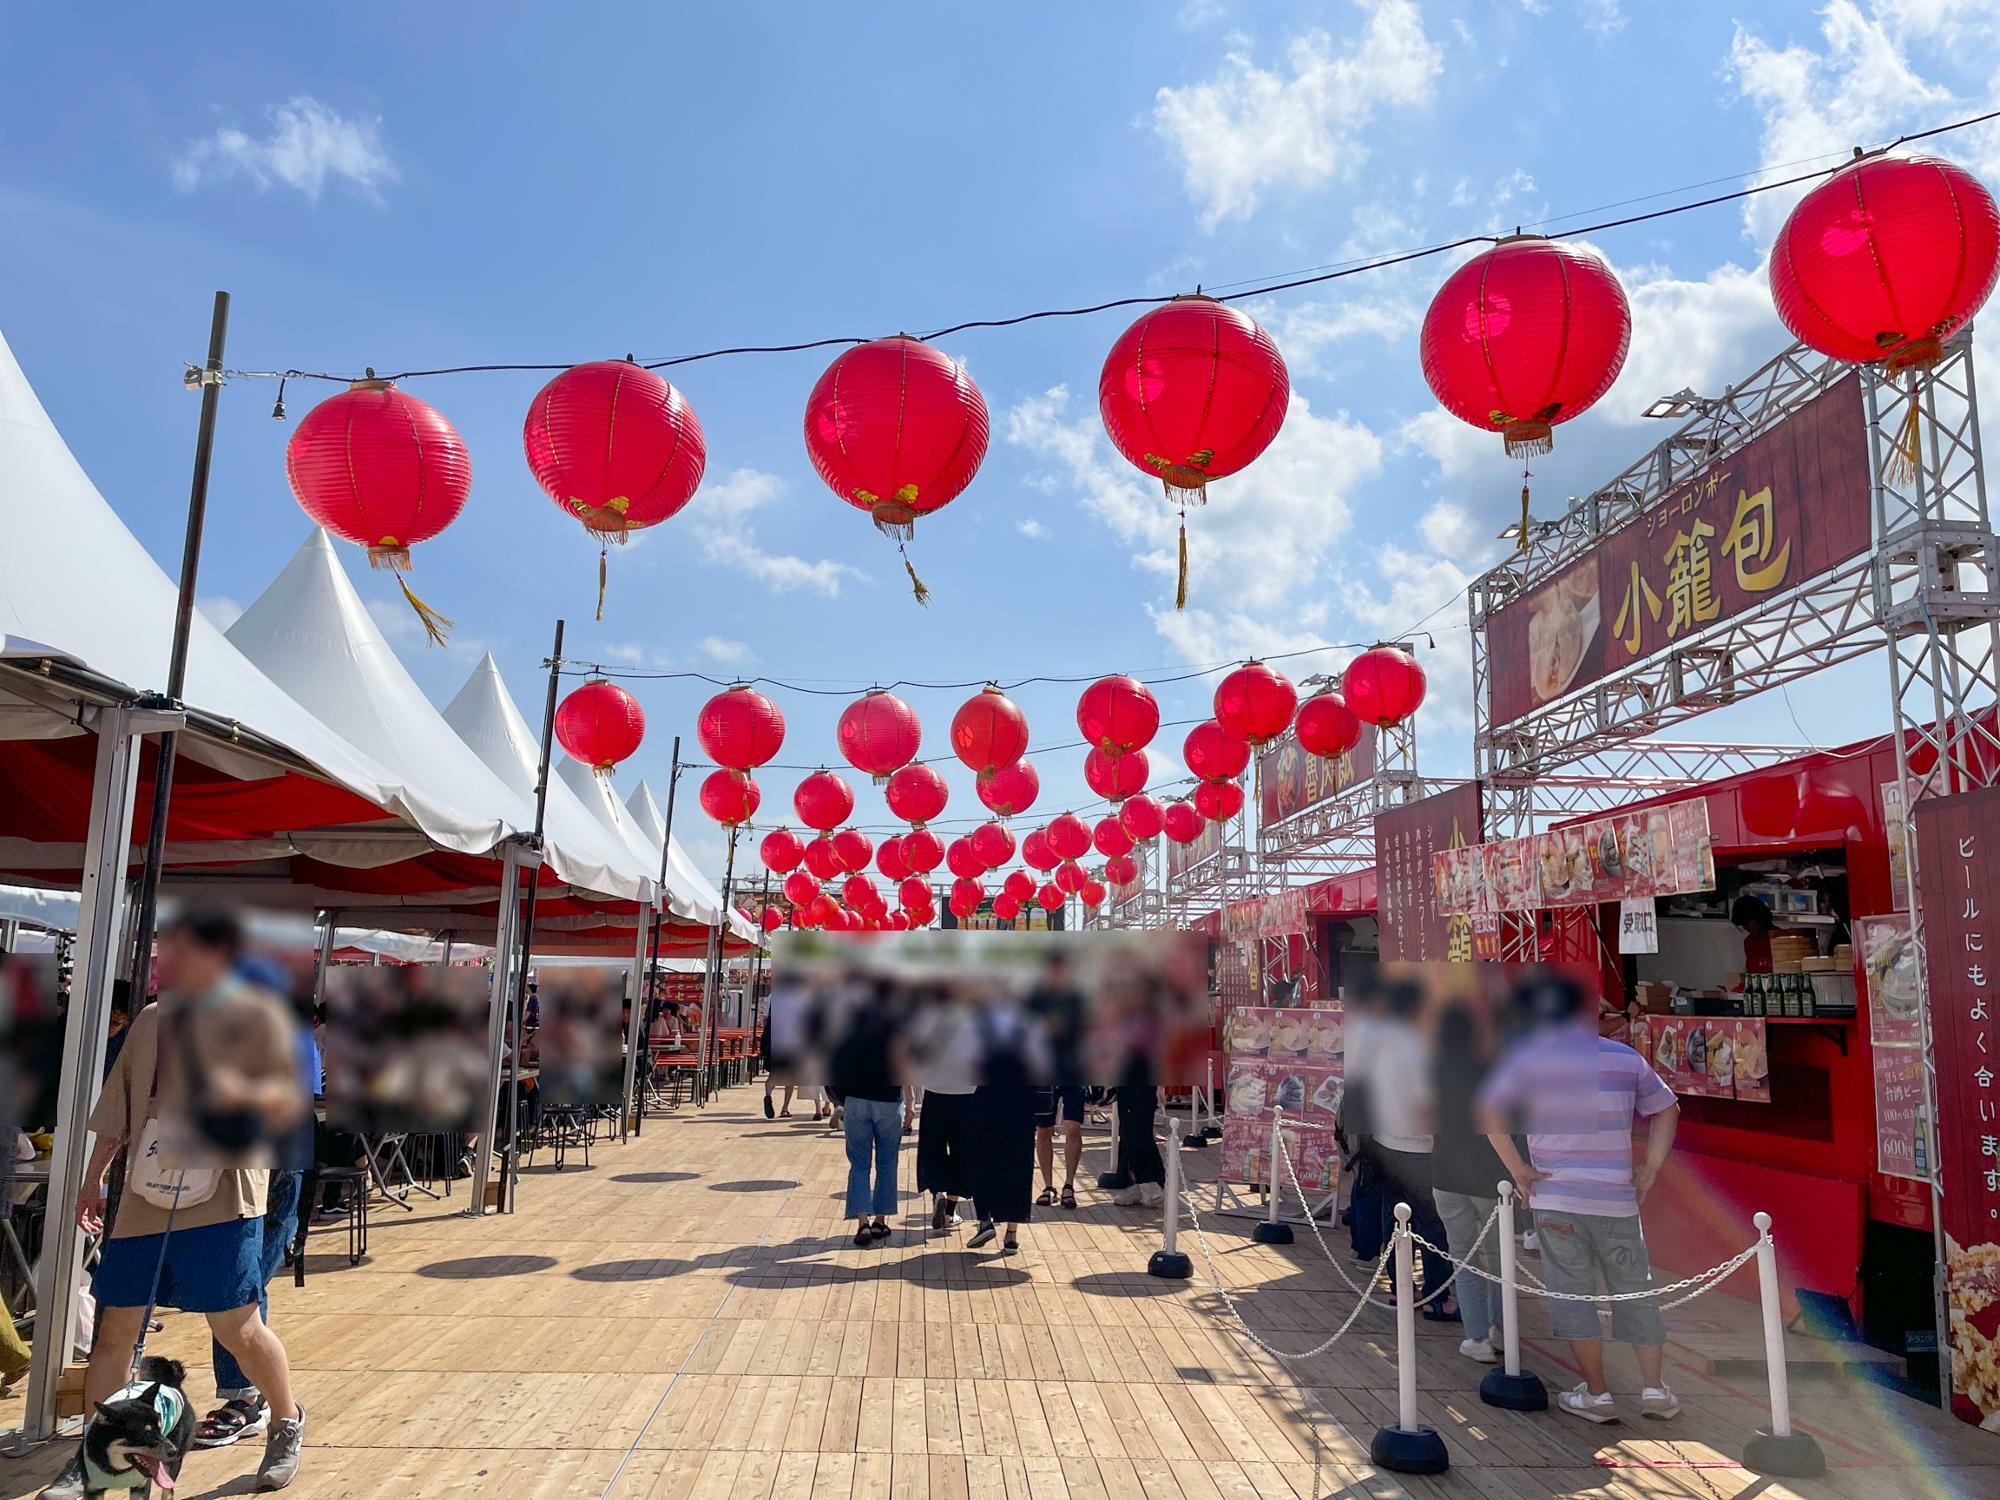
[1200,1055,1221,1141]
[1252,1105,1293,1244]
[1370,1202,1448,1474]
[1479,1181,1547,1410]
[1150,1117,1192,1278]
[1743,1211,1826,1477]
[1183,1073,1209,1150]
[1096,1092,1125,1189]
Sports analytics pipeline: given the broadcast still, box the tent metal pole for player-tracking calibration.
[620,901,650,1141]
[698,826,739,1107]
[14,704,153,1446]
[636,738,681,1138]
[505,618,564,1214]
[124,290,229,1010]
[468,844,521,1217]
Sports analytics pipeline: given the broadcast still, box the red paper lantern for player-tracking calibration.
[885,763,950,825]
[1162,800,1205,844]
[888,910,911,931]
[803,335,989,601]
[992,894,1021,923]
[1076,675,1161,755]
[760,906,784,934]
[946,838,985,880]
[950,876,985,908]
[837,689,922,783]
[556,679,646,771]
[901,829,944,874]
[759,828,805,873]
[1054,860,1087,895]
[1103,854,1139,887]
[1213,661,1297,749]
[696,769,757,827]
[899,876,932,911]
[1182,720,1249,782]
[843,874,879,908]
[804,834,843,881]
[1046,812,1092,862]
[1003,870,1037,904]
[1093,816,1134,858]
[950,687,1029,779]
[1295,690,1364,759]
[1771,152,2000,373]
[875,834,910,882]
[1021,828,1057,871]
[969,821,1015,869]
[1083,748,1149,805]
[1037,882,1064,912]
[808,893,841,929]
[832,827,874,874]
[1099,296,1290,607]
[1342,645,1428,728]
[977,759,1040,818]
[784,870,821,907]
[793,769,854,831]
[1080,879,1107,909]
[1194,779,1244,822]
[1119,793,1164,843]
[948,891,976,919]
[285,377,471,644]
[697,683,785,771]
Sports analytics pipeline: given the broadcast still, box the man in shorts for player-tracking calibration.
[44,909,309,1497]
[1479,973,1681,1425]
[1026,955,1086,1209]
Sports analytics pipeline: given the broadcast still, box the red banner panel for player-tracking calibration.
[1484,374,1872,728]
[1258,725,1378,827]
[1377,782,1482,961]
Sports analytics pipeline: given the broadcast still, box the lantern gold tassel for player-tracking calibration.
[1885,381,1924,489]
[900,545,932,607]
[1518,481,1531,550]
[392,569,452,648]
[596,545,608,623]
[1176,510,1189,611]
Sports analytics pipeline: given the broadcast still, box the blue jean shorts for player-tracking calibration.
[94,1216,265,1314]
[1532,1209,1667,1345]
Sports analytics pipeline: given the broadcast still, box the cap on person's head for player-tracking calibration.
[167,905,244,958]
[1730,895,1774,931]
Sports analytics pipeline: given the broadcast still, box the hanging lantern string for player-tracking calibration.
[218,107,2000,390]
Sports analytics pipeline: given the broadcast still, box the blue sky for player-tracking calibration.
[4,1,1998,878]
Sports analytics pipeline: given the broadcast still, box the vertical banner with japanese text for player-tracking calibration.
[1913,789,2000,1433]
[1377,782,1483,961]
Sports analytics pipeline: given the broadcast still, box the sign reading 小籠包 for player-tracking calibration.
[1484,373,1872,728]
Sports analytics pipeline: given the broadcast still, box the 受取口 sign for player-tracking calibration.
[1484,373,1872,728]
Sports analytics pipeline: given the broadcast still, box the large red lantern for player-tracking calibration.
[1119,793,1164,843]
[876,835,910,882]
[1054,860,1087,896]
[837,689,922,784]
[808,893,842,930]
[977,760,1040,819]
[698,769,758,827]
[1295,690,1364,759]
[760,827,805,873]
[1021,828,1057,871]
[555,679,646,772]
[950,876,985,909]
[1162,800,1205,844]
[793,769,854,831]
[1099,296,1289,608]
[885,763,950,826]
[946,838,985,880]
[901,828,944,874]
[1342,645,1427,728]
[832,827,874,874]
[803,335,989,602]
[1037,883,1064,912]
[1080,879,1107,910]
[899,876,932,911]
[1093,816,1134,858]
[1103,853,1139,887]
[523,360,705,619]
[1182,720,1249,783]
[285,377,471,645]
[1076,675,1160,756]
[1213,661,1297,749]
[803,834,844,881]
[1083,748,1149,805]
[950,687,1029,779]
[993,893,1022,924]
[843,874,880,909]
[760,906,784,934]
[1046,812,1092,862]
[783,870,821,907]
[697,683,785,772]
[1003,870,1036,904]
[1420,235,1630,546]
[969,821,1015,869]
[1194,779,1244,822]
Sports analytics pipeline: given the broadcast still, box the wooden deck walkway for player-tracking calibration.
[4,1094,1995,1498]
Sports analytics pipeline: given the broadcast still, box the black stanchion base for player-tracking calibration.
[1478,1367,1548,1411]
[1148,1249,1192,1279]
[1744,1429,1826,1478]
[1198,1126,1222,1142]
[1369,1425,1449,1475]
[1182,1134,1210,1149]
[1251,1220,1294,1245]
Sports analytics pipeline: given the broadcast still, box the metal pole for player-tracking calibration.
[125,291,229,1005]
[468,844,522,1216]
[636,737,682,1138]
[699,824,741,1106]
[1253,1105,1293,1243]
[506,619,564,1213]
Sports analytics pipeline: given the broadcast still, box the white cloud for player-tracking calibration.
[172,97,398,202]
[1176,0,1227,29]
[1015,517,1050,540]
[197,595,242,631]
[1152,1,1443,227]
[1580,0,1625,38]
[683,467,868,598]
[699,635,755,667]
[1418,501,1484,565]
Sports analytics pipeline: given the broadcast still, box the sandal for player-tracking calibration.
[1035,1187,1056,1207]
[194,1396,270,1449]
[868,1220,892,1239]
[1060,1185,1076,1210]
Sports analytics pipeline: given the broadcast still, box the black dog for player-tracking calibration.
[80,1355,193,1495]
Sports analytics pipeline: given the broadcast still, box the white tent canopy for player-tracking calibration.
[626,777,753,939]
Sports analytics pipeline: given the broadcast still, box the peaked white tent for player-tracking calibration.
[627,777,750,937]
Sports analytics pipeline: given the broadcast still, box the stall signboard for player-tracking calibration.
[1435,801,1715,916]
[1378,782,1482,960]
[1640,1013,1768,1103]
[1167,817,1227,880]
[1912,789,2000,1433]
[1882,780,1915,911]
[1258,724,1378,826]
[1223,890,1307,940]
[1858,912,1929,1183]
[1219,1005,1343,1189]
[1617,898,1659,954]
[1484,374,1872,728]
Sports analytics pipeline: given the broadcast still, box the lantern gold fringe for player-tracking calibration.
[900,545,932,607]
[1176,514,1189,611]
[1518,481,1532,551]
[392,569,452,648]
[1502,421,1554,458]
[1884,378,1925,490]
[365,544,412,571]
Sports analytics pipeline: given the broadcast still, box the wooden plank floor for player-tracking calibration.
[4,1091,1994,1497]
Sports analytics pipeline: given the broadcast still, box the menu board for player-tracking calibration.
[1858,912,1928,1183]
[1378,782,1483,960]
[1435,801,1715,916]
[1219,1004,1342,1189]
[1637,1014,1767,1103]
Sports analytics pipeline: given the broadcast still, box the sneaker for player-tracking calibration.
[37,1449,85,1500]
[1109,1186,1143,1206]
[1137,1182,1163,1208]
[1556,1383,1618,1424]
[763,1095,775,1120]
[1522,1231,1539,1253]
[1457,1337,1498,1365]
[195,1394,271,1448]
[1640,1385,1681,1420]
[257,1403,306,1489]
[968,1219,998,1249]
[932,1195,952,1231]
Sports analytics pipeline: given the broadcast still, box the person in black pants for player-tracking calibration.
[966,989,1040,1253]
